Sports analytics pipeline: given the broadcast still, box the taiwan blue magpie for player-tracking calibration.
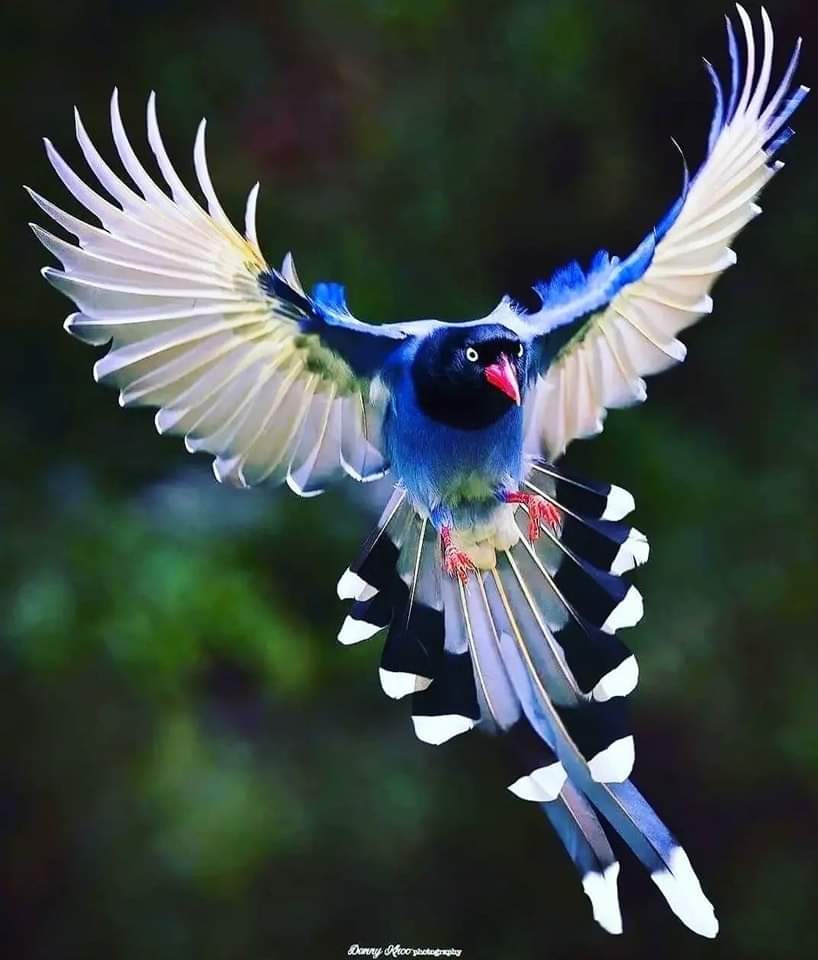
[29,5,807,937]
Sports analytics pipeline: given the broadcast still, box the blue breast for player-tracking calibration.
[381,347,524,524]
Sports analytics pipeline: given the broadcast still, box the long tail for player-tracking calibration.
[336,461,717,938]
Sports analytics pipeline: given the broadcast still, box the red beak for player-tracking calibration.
[484,353,521,406]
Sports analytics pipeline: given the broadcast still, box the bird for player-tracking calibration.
[28,4,807,939]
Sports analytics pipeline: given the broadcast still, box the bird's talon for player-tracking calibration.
[443,548,474,583]
[440,526,475,582]
[504,491,561,542]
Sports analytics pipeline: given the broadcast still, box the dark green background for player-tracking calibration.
[3,1,817,957]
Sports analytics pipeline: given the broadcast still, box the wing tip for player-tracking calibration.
[40,265,61,285]
[285,471,325,499]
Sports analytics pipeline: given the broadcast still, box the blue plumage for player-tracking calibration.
[533,258,593,309]
[725,15,741,123]
[379,324,527,528]
[704,58,726,153]
[311,280,350,315]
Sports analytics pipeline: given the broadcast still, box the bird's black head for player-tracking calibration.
[411,324,529,430]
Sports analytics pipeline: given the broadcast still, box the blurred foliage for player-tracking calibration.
[2,1,818,957]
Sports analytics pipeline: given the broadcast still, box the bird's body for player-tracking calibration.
[29,4,808,940]
[381,318,527,531]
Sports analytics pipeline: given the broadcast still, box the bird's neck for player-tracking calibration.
[411,370,519,430]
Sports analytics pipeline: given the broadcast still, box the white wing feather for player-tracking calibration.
[30,92,387,494]
[528,6,807,460]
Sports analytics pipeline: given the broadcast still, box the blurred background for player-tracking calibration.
[2,1,817,957]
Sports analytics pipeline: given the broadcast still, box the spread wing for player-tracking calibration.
[30,91,408,496]
[521,6,808,460]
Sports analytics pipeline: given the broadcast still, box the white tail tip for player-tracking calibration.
[582,863,623,935]
[651,847,719,939]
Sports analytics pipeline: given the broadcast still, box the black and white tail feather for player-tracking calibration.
[337,462,717,938]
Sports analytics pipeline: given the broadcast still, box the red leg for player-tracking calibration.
[440,525,475,584]
[504,491,562,543]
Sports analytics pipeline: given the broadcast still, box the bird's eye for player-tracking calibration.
[466,347,479,362]
[517,343,524,358]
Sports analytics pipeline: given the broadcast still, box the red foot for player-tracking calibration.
[504,491,561,543]
[440,526,475,584]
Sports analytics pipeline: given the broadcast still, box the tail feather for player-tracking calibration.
[555,700,634,784]
[410,651,480,744]
[522,509,644,638]
[409,570,481,744]
[460,574,520,732]
[493,544,636,784]
[336,486,407,601]
[491,579,633,788]
[550,618,639,703]
[494,549,717,936]
[505,720,566,802]
[525,461,648,580]
[380,582,441,698]
[560,513,649,577]
[585,780,718,939]
[542,782,623,935]
[336,467,717,937]
[529,460,635,522]
[485,536,627,888]
[337,589,392,645]
[514,496,642,700]
[380,515,443,698]
[495,546,580,705]
[461,575,566,800]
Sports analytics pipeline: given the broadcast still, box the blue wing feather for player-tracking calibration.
[311,280,350,315]
[259,268,407,380]
[703,59,725,154]
[527,232,656,371]
[520,12,806,377]
[725,15,741,124]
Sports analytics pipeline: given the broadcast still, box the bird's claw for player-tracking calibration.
[443,547,475,584]
[505,491,561,543]
[440,526,475,583]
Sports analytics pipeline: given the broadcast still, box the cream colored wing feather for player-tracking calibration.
[525,6,807,460]
[30,91,392,495]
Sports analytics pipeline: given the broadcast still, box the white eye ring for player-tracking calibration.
[466,347,479,362]
[517,342,524,358]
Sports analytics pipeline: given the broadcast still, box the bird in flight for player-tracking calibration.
[29,5,807,939]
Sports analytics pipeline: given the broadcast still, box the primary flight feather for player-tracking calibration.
[30,5,807,938]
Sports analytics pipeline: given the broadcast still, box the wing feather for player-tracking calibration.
[32,93,404,493]
[524,7,807,459]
